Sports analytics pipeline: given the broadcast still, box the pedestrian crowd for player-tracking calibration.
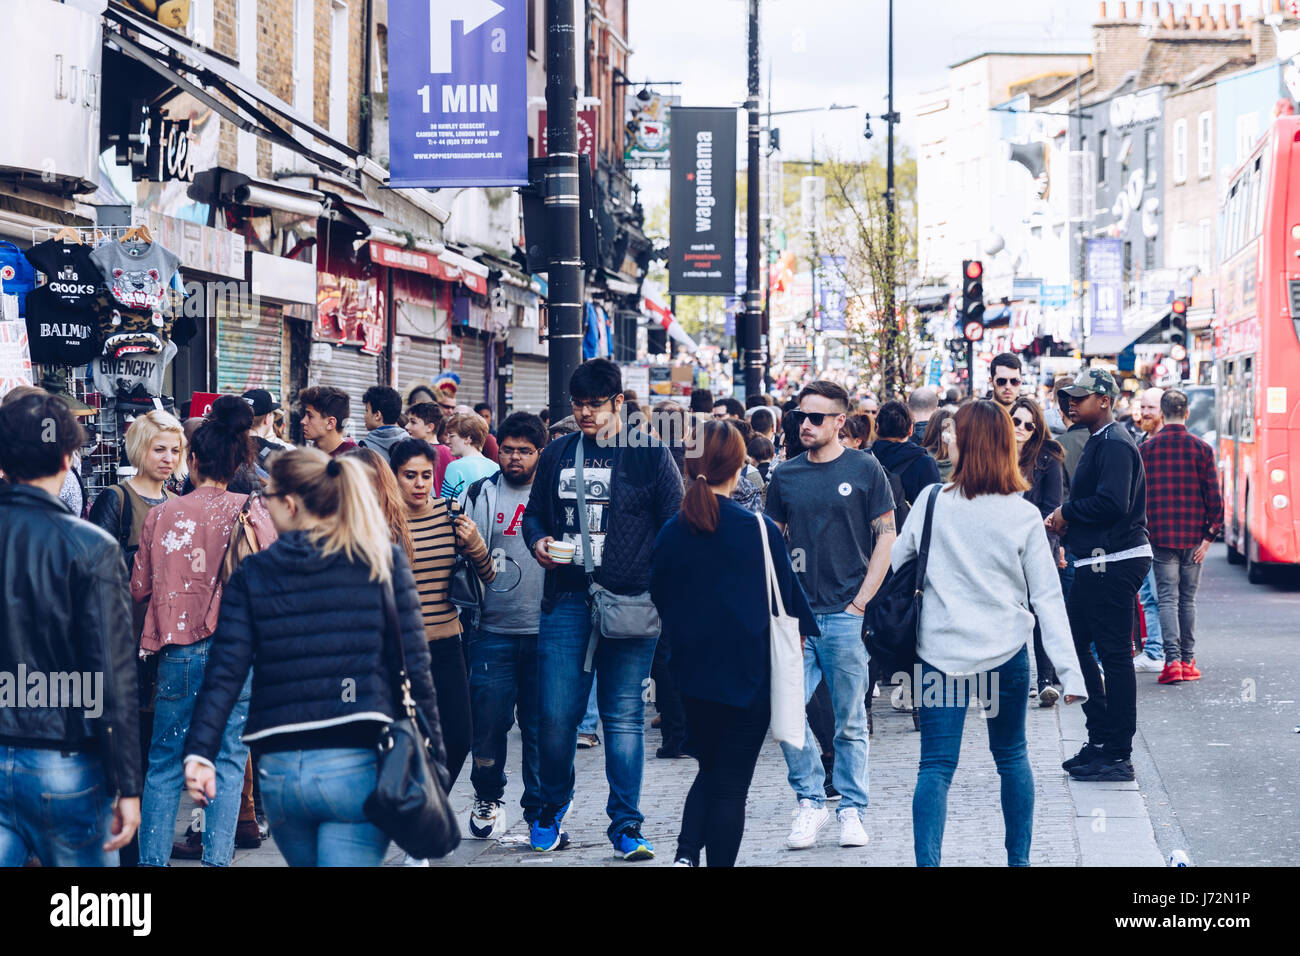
[0,351,1223,867]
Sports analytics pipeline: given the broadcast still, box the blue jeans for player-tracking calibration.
[779,611,871,811]
[1138,567,1163,660]
[578,682,599,735]
[537,591,658,838]
[913,645,1034,867]
[138,640,252,867]
[0,748,117,866]
[258,748,389,866]
[467,628,541,823]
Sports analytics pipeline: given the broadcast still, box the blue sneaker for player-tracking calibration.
[611,825,655,861]
[530,802,570,852]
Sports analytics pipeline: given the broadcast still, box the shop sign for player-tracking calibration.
[316,272,383,354]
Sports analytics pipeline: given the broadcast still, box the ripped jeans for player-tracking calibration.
[467,628,541,824]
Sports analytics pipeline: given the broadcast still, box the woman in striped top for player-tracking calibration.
[390,438,495,793]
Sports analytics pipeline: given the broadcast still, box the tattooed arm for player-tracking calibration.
[847,510,897,615]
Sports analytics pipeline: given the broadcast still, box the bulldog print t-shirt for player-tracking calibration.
[90,238,180,314]
[23,239,105,308]
[554,435,614,593]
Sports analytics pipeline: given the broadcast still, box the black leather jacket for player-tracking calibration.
[0,484,142,798]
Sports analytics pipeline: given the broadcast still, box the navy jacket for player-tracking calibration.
[183,531,446,774]
[524,426,683,609]
[1024,443,1066,554]
[651,497,819,708]
[871,438,942,507]
[1061,422,1149,558]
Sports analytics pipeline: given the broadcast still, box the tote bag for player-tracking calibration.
[757,513,805,747]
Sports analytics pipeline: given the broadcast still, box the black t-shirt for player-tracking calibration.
[554,437,614,593]
[23,239,105,308]
[23,287,102,365]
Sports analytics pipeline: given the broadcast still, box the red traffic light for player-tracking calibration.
[965,260,983,280]
[1171,298,1187,315]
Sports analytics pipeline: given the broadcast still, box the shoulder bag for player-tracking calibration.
[756,513,805,747]
[363,578,461,859]
[447,497,486,610]
[574,436,660,671]
[862,484,941,678]
[219,494,262,585]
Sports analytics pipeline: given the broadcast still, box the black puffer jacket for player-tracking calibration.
[0,484,141,797]
[183,531,446,777]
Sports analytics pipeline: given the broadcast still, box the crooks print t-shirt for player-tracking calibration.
[555,436,614,593]
[23,239,105,308]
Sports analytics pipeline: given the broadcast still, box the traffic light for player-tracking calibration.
[961,260,985,342]
[1162,297,1189,347]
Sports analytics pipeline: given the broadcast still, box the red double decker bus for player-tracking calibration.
[1214,112,1300,582]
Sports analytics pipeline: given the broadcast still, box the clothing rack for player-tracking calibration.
[30,224,154,247]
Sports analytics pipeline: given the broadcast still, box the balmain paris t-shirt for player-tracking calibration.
[24,287,102,365]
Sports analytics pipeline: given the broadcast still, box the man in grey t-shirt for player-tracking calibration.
[458,412,548,840]
[765,380,896,851]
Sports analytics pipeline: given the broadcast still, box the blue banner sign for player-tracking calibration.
[1086,238,1124,340]
[388,0,528,187]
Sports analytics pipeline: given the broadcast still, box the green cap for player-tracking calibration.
[1058,368,1120,401]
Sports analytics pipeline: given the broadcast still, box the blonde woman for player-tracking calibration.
[181,448,445,866]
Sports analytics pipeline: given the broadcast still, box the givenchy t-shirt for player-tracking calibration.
[23,239,105,308]
[92,338,177,397]
[24,287,101,365]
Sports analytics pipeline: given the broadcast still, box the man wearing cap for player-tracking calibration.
[244,388,292,471]
[1044,368,1151,783]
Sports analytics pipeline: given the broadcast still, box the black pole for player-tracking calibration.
[883,0,897,396]
[546,0,583,423]
[763,63,773,389]
[742,0,763,399]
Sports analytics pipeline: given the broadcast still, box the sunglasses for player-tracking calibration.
[995,377,1022,387]
[791,410,839,427]
[1012,417,1035,431]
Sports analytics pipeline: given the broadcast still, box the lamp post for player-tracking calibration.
[742,0,763,399]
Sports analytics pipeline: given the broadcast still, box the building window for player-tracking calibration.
[1198,112,1212,178]
[528,0,537,55]
[1144,239,1156,270]
[294,0,313,117]
[1098,130,1108,186]
[1197,218,1213,274]
[1235,112,1258,164]
[1144,127,1157,186]
[330,1,348,135]
[1173,119,1188,184]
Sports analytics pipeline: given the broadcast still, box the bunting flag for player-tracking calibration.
[641,281,698,353]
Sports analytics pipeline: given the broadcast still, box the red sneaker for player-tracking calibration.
[1158,662,1184,684]
[1182,659,1201,681]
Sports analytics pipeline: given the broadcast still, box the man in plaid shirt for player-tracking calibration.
[1139,389,1224,685]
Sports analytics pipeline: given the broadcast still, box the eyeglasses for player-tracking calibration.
[791,410,839,427]
[712,411,728,419]
[570,396,612,412]
[1011,417,1035,431]
[499,445,538,458]
[995,377,1022,387]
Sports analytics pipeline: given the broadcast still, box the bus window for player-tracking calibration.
[1220,359,1236,438]
[1241,356,1255,443]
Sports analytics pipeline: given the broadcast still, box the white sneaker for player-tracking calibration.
[1133,654,1163,673]
[786,798,830,849]
[401,853,429,867]
[468,798,504,839]
[838,807,870,847]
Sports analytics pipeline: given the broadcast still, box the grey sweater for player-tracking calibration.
[891,483,1087,700]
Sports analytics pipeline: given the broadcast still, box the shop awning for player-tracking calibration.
[104,4,360,175]
[367,240,488,295]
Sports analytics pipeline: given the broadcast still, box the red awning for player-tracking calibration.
[369,240,487,296]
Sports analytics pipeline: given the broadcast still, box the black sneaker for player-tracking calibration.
[1062,743,1104,772]
[824,782,842,802]
[1068,755,1135,782]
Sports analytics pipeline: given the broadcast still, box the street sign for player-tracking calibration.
[669,107,738,295]
[387,0,527,187]
[964,320,984,342]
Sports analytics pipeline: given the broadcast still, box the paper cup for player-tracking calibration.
[547,541,576,563]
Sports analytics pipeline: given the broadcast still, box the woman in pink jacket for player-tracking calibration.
[132,396,276,867]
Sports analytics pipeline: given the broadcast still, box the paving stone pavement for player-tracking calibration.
[172,682,1161,867]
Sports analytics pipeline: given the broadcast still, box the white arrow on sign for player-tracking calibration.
[429,0,505,74]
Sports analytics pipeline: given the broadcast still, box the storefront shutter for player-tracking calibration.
[448,333,488,407]
[394,337,443,405]
[510,354,549,415]
[217,304,284,397]
[308,344,381,440]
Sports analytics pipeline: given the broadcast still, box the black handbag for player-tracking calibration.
[363,578,461,860]
[862,484,941,678]
[447,499,485,609]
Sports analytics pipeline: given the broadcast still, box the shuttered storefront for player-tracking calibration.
[395,337,442,401]
[510,355,549,415]
[310,345,380,439]
[393,292,444,404]
[449,333,488,407]
[217,304,284,397]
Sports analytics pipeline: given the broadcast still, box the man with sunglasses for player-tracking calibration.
[524,359,683,859]
[765,380,896,851]
[458,412,549,841]
[1045,368,1151,783]
[989,353,1024,408]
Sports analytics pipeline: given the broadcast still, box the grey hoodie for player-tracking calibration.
[359,424,408,464]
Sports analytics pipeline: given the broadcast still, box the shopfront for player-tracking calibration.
[312,244,384,438]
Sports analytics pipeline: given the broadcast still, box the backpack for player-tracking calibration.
[883,465,911,529]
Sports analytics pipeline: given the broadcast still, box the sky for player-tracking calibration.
[625,0,1100,201]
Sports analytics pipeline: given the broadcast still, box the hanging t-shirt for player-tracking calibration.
[92,338,177,398]
[90,239,180,314]
[554,436,614,593]
[24,287,102,365]
[23,239,105,308]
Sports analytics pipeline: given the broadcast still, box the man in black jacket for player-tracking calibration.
[524,359,682,860]
[1045,369,1151,783]
[871,400,941,511]
[0,393,141,865]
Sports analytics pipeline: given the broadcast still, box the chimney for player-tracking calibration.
[1232,3,1243,27]
[1119,1,1128,17]
[1186,2,1200,27]
[1099,1,1108,20]
[1201,3,1213,28]
[1163,2,1178,26]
